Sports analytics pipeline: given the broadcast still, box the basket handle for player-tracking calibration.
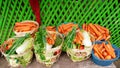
[29,0,41,25]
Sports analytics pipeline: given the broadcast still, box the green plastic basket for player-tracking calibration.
[0,0,120,47]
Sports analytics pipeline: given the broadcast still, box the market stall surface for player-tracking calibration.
[0,53,116,68]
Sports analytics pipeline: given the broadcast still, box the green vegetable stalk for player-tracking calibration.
[62,27,76,51]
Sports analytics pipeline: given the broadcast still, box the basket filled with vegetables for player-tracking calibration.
[92,41,119,66]
[34,26,63,67]
[13,20,39,37]
[58,23,92,62]
[0,34,34,67]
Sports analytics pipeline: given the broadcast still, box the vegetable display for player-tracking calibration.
[93,42,116,60]
[0,20,119,67]
[0,34,34,67]
[58,23,78,35]
[34,26,63,67]
[58,23,92,62]
[13,20,39,37]
[82,23,110,41]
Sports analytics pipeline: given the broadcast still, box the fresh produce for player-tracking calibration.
[61,25,92,62]
[58,23,78,35]
[14,22,37,32]
[82,23,110,41]
[93,42,116,60]
[46,26,56,45]
[34,26,63,67]
[5,34,31,55]
[13,20,39,37]
[0,34,34,67]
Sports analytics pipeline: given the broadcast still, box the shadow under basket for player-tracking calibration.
[92,49,119,66]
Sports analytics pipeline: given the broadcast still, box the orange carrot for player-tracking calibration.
[15,27,31,31]
[96,35,103,40]
[15,22,36,27]
[89,23,102,36]
[96,24,109,33]
[94,52,100,58]
[77,32,84,40]
[105,35,110,40]
[103,34,106,40]
[93,44,105,59]
[82,24,86,30]
[103,42,116,58]
[94,24,105,33]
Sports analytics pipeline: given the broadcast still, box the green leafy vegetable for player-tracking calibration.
[53,35,62,48]
[6,34,31,55]
[34,26,46,60]
[16,50,33,67]
[62,27,76,51]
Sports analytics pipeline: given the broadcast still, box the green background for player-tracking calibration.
[0,0,120,47]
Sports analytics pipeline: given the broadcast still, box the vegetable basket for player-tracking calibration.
[34,26,64,67]
[91,41,119,66]
[0,36,34,67]
[63,28,93,62]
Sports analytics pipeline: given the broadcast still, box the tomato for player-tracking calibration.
[79,45,84,50]
[54,50,61,55]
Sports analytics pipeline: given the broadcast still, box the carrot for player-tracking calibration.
[15,23,36,27]
[89,23,102,36]
[46,37,55,45]
[62,23,73,30]
[96,24,109,33]
[93,44,105,59]
[105,55,112,60]
[94,24,105,33]
[15,27,31,31]
[101,48,105,53]
[73,24,78,28]
[77,32,84,40]
[103,42,116,58]
[46,26,55,29]
[82,24,86,30]
[96,35,103,41]
[46,26,56,32]
[65,27,73,32]
[103,51,108,57]
[98,43,104,50]
[58,26,64,33]
[103,34,107,40]
[64,23,74,27]
[94,52,100,58]
[105,35,110,40]
[85,24,88,31]
[88,26,96,37]
[106,44,114,52]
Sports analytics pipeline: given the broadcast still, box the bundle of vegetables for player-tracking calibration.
[62,26,92,62]
[34,26,63,67]
[14,20,39,37]
[93,42,116,60]
[82,23,110,41]
[0,34,34,67]
[58,23,78,35]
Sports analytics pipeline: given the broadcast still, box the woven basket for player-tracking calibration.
[0,0,120,48]
[34,30,64,67]
[0,37,33,67]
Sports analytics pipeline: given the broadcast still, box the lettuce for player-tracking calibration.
[16,38,34,54]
